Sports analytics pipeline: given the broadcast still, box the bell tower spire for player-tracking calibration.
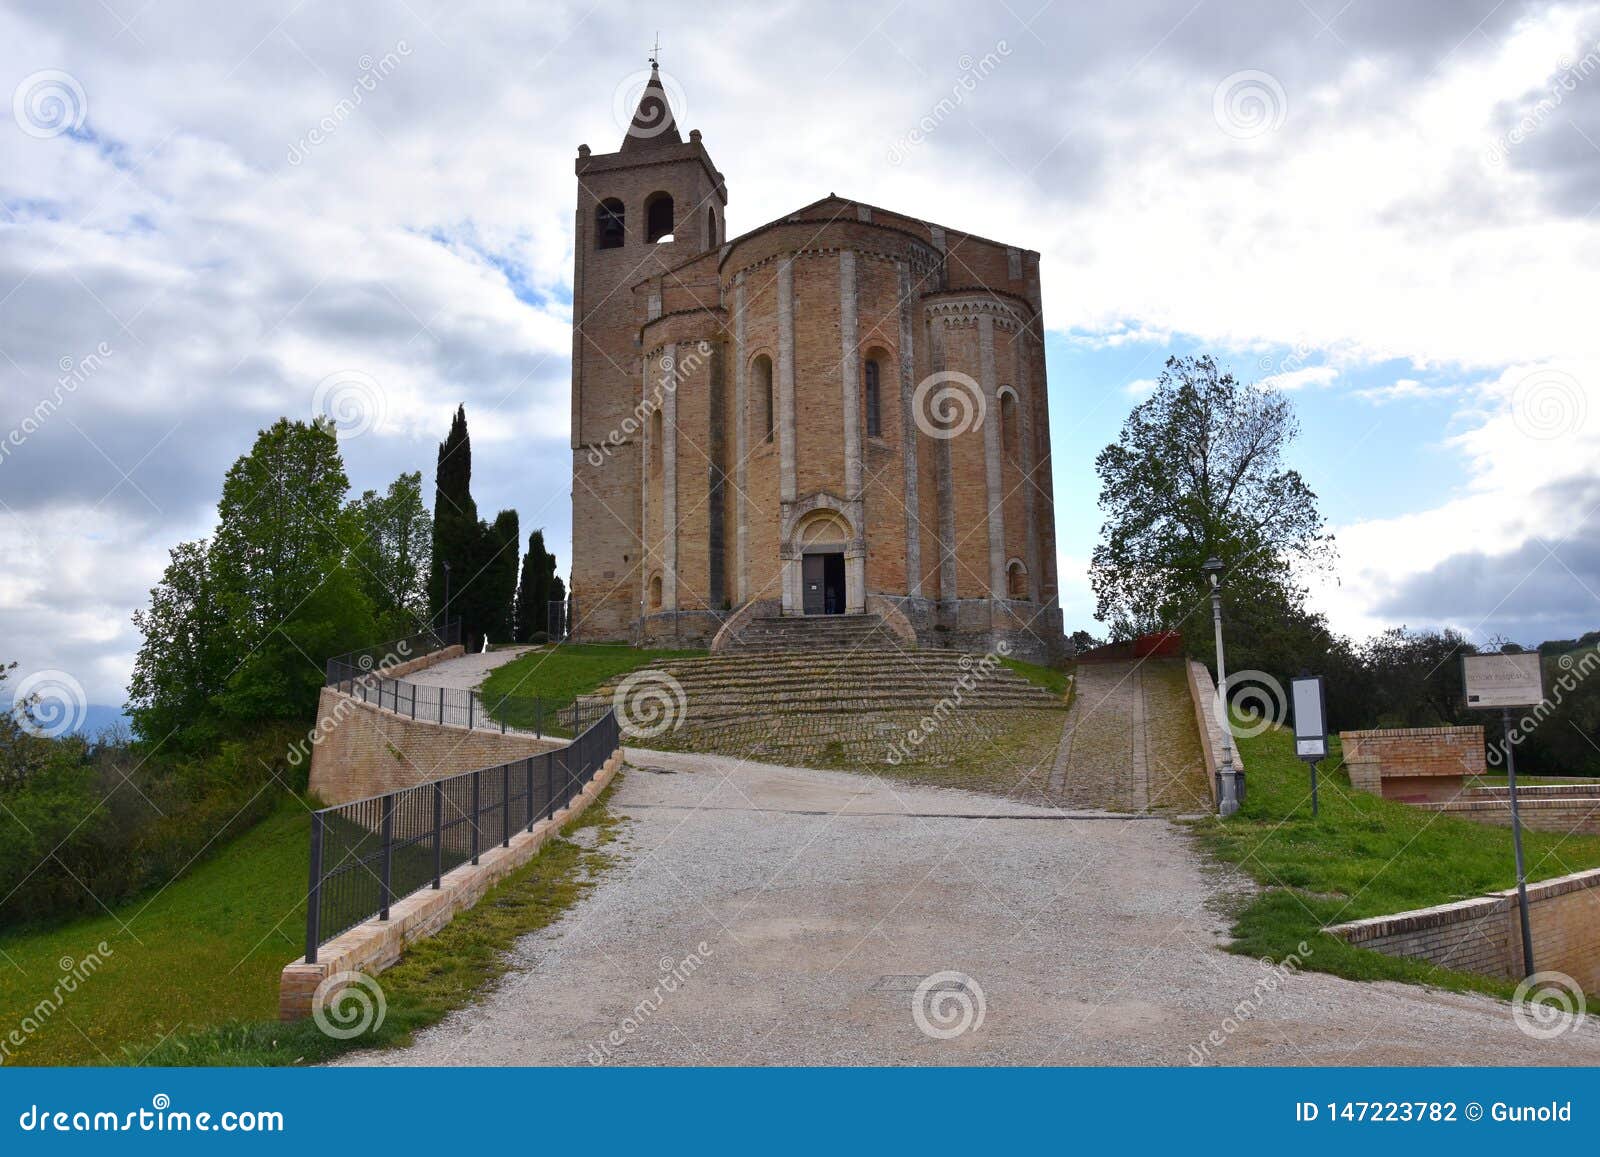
[622,39,681,150]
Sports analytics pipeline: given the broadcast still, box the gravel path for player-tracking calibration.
[345,750,1600,1067]
[404,647,532,690]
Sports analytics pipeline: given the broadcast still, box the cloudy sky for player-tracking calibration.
[3,0,1599,708]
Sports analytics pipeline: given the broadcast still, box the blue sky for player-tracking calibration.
[3,0,1600,708]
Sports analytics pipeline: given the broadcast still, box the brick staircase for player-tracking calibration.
[716,612,901,652]
[1418,780,1600,836]
[585,624,1067,763]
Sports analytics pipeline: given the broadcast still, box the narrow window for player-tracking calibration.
[753,354,774,443]
[1000,390,1019,456]
[650,408,663,473]
[1007,560,1028,599]
[706,207,717,247]
[649,574,663,609]
[596,198,624,249]
[864,359,882,438]
[645,192,675,243]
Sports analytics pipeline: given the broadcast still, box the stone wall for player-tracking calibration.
[1185,660,1241,808]
[1325,867,1600,992]
[306,687,561,806]
[1340,725,1485,801]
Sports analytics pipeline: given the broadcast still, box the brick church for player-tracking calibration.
[568,64,1065,661]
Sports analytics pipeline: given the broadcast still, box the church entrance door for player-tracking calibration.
[802,552,846,615]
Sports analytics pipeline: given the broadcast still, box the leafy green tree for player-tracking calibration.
[348,471,432,636]
[127,539,229,743]
[207,418,376,721]
[1091,355,1335,649]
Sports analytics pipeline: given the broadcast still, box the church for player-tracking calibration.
[568,64,1064,661]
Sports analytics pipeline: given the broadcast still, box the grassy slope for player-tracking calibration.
[481,644,705,733]
[1193,725,1600,999]
[1001,657,1074,699]
[140,787,623,1066]
[0,794,310,1066]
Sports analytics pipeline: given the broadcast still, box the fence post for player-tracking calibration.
[379,797,395,921]
[305,812,324,964]
[468,694,474,730]
[471,771,481,865]
[546,753,555,819]
[432,781,443,889]
[536,699,543,740]
[439,685,444,725]
[411,682,416,720]
[502,763,511,847]
[526,757,535,832]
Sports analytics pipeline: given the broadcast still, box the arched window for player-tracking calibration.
[863,358,883,438]
[645,192,675,242]
[596,198,625,250]
[650,408,663,473]
[752,354,774,443]
[706,207,717,247]
[1007,559,1028,599]
[649,574,663,609]
[1000,389,1019,456]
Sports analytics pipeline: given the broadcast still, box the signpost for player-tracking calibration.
[1462,650,1544,979]
[1290,675,1327,817]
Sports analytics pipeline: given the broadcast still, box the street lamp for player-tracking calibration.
[442,561,453,641]
[1203,556,1244,815]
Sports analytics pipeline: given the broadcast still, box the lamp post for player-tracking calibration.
[442,561,453,640]
[1203,556,1243,816]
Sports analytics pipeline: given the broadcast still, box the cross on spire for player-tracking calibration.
[649,32,659,69]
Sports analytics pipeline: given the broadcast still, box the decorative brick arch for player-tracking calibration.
[779,494,866,615]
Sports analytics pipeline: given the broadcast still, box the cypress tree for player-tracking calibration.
[430,405,479,642]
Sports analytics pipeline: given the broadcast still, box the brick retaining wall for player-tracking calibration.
[306,687,562,805]
[1325,867,1600,992]
[1339,725,1485,801]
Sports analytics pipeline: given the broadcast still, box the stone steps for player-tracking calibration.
[591,635,1064,729]
[717,613,902,652]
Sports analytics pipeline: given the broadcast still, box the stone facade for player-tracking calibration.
[568,67,1064,661]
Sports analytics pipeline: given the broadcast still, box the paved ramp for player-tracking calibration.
[1048,659,1211,812]
[345,751,1600,1067]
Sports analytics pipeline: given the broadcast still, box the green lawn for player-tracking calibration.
[0,783,623,1067]
[0,793,311,1066]
[481,643,705,734]
[1001,657,1075,699]
[1193,725,1600,999]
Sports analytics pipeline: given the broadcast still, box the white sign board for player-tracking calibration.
[1291,676,1327,761]
[1463,652,1544,709]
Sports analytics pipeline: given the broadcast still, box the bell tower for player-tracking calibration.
[569,61,727,639]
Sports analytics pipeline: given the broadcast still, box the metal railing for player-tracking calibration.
[324,619,462,686]
[304,707,620,962]
[326,671,610,740]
